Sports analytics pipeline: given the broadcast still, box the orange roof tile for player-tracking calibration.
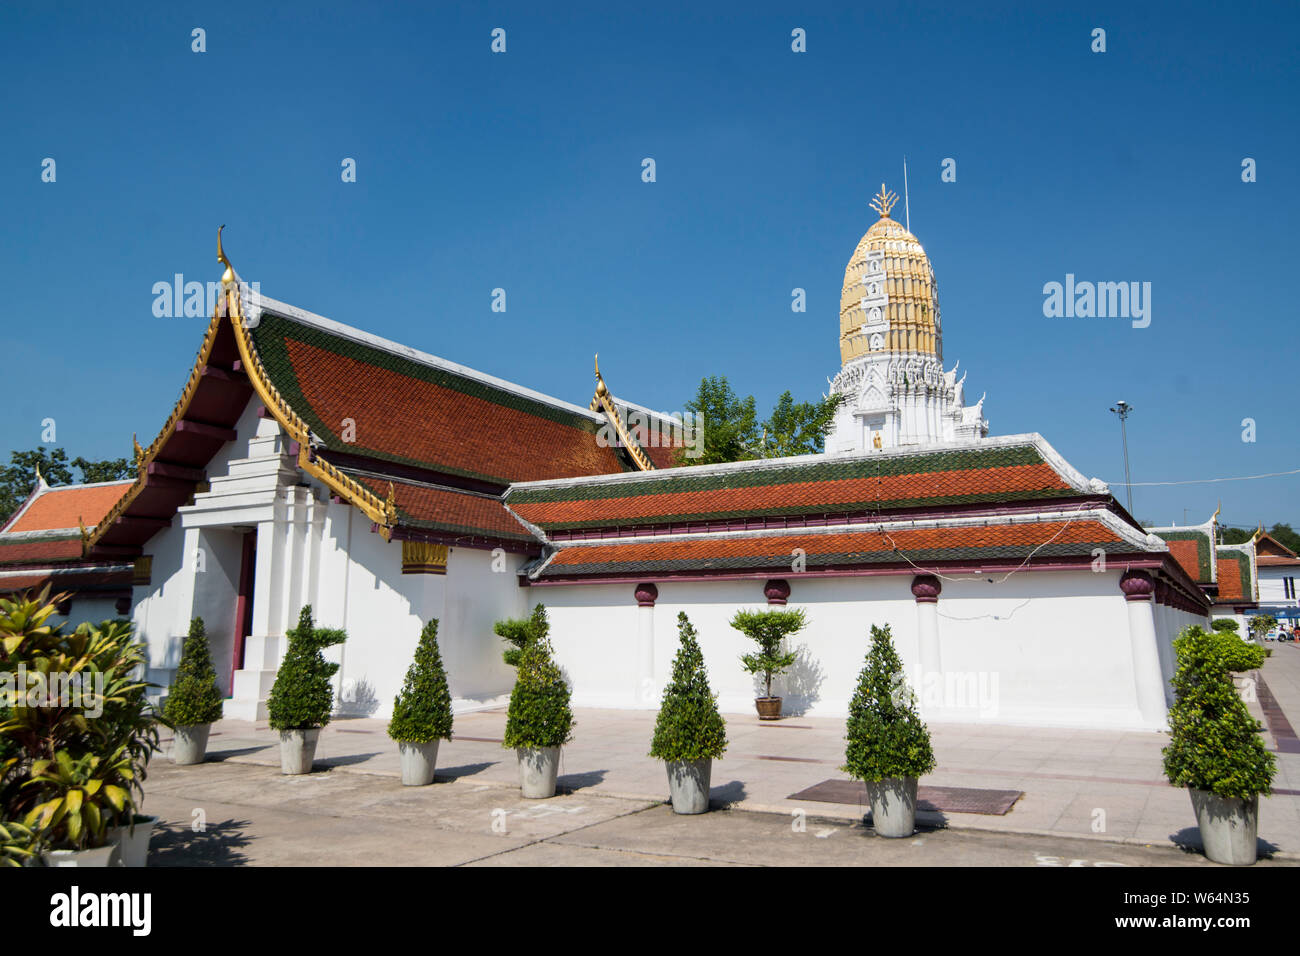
[538,519,1133,577]
[6,482,133,534]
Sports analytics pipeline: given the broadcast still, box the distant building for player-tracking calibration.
[0,474,134,623]
[1251,529,1300,626]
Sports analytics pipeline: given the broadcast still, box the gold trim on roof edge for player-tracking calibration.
[221,242,393,537]
[89,231,395,552]
[590,355,655,472]
[87,304,226,551]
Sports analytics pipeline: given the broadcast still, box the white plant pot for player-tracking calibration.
[107,815,158,867]
[398,740,440,786]
[665,759,712,814]
[517,746,561,798]
[279,728,321,775]
[1190,788,1259,865]
[865,776,920,838]
[171,724,211,765]
[42,845,118,868]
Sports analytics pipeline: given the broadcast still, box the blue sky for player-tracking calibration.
[2,0,1296,529]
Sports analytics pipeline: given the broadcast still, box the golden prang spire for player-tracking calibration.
[870,183,899,219]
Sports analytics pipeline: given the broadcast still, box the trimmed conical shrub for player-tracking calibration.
[267,606,345,731]
[843,624,935,782]
[650,612,727,762]
[388,619,454,743]
[495,603,548,667]
[162,616,224,727]
[502,631,573,749]
[1163,625,1274,800]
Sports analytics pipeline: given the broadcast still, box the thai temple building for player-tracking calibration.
[826,186,987,453]
[0,189,1262,731]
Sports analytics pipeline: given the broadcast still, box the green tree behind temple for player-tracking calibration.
[0,448,136,526]
[674,376,841,465]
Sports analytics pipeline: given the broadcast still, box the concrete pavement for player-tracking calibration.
[140,641,1300,863]
[139,758,1288,867]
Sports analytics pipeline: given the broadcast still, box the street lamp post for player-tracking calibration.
[1109,401,1134,514]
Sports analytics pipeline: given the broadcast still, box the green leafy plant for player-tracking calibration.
[1,589,160,851]
[502,633,573,750]
[650,613,728,762]
[1163,626,1275,800]
[388,619,454,743]
[843,624,936,782]
[730,607,804,699]
[494,604,548,667]
[1211,618,1240,633]
[267,606,345,731]
[0,819,36,867]
[22,746,134,851]
[1248,614,1277,640]
[162,617,224,727]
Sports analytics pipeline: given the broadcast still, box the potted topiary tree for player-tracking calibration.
[843,623,936,838]
[650,612,728,814]
[494,603,548,667]
[731,607,804,719]
[266,606,345,775]
[502,629,573,798]
[1163,625,1274,865]
[162,616,224,765]
[387,619,454,786]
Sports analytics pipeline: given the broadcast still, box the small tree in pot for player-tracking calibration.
[731,607,804,720]
[387,619,454,786]
[502,629,573,798]
[843,624,935,838]
[494,603,548,667]
[1163,625,1274,865]
[267,606,345,775]
[162,617,223,765]
[650,612,728,813]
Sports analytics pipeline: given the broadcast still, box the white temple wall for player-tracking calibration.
[442,547,527,709]
[315,526,524,719]
[539,568,1166,730]
[51,598,124,632]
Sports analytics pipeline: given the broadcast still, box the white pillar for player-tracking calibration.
[911,574,942,709]
[634,583,657,708]
[1121,571,1168,729]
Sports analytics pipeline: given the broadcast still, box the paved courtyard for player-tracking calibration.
[141,644,1300,865]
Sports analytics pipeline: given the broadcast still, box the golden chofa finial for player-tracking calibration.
[870,183,899,219]
[133,432,144,470]
[217,224,234,284]
[594,353,608,397]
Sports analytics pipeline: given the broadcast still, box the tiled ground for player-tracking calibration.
[163,643,1300,858]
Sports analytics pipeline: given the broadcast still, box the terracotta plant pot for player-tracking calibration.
[755,696,783,720]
